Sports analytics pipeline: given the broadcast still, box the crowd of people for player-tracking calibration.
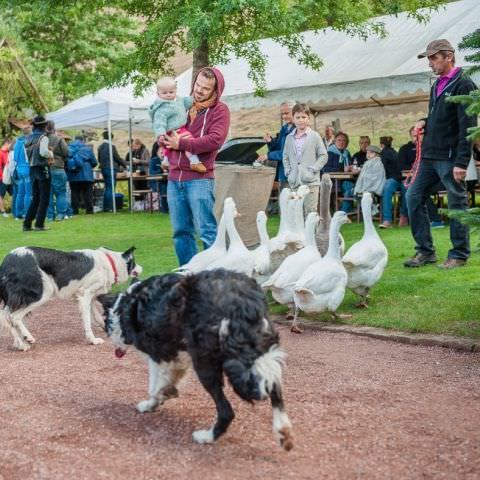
[0,120,170,230]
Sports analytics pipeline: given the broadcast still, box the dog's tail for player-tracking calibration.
[219,318,286,402]
[220,319,293,451]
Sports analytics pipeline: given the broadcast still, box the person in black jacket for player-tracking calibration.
[378,136,407,228]
[404,39,477,269]
[97,131,127,212]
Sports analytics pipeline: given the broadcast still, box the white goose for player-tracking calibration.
[252,211,271,285]
[342,192,388,307]
[268,187,292,252]
[269,186,309,272]
[206,197,255,276]
[315,174,345,257]
[293,211,350,333]
[262,211,320,307]
[175,213,227,274]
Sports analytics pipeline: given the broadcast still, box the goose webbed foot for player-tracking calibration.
[290,306,302,333]
[331,312,353,321]
[355,300,368,308]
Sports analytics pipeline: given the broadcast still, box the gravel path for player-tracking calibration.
[1,300,479,480]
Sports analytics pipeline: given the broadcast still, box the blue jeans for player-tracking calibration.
[14,172,32,218]
[382,178,408,222]
[102,168,117,212]
[167,179,217,266]
[406,160,469,260]
[47,169,69,220]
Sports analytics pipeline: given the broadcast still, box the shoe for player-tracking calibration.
[23,226,32,232]
[2,212,9,218]
[34,226,50,231]
[190,162,207,173]
[379,221,392,229]
[404,253,438,268]
[437,258,466,269]
[398,215,409,227]
[431,221,445,229]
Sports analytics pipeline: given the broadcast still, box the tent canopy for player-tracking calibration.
[47,0,479,129]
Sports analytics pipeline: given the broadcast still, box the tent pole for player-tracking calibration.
[128,109,133,213]
[107,114,116,214]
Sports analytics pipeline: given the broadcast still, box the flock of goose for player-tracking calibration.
[177,174,389,333]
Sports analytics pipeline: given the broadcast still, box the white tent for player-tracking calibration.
[175,0,479,110]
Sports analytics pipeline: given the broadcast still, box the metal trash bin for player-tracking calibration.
[214,137,275,247]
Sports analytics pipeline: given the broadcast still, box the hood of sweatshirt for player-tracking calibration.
[190,67,225,104]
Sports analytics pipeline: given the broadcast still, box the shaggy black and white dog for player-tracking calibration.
[98,269,293,450]
[0,246,142,351]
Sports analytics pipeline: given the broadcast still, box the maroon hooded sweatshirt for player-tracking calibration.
[168,67,230,182]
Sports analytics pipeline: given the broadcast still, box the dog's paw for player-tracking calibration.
[192,428,214,444]
[89,337,104,345]
[136,398,159,413]
[13,341,31,352]
[276,427,294,451]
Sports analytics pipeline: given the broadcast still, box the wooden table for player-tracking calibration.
[326,171,358,209]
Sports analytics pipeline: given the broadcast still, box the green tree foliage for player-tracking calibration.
[116,0,447,94]
[0,39,53,133]
[0,1,138,104]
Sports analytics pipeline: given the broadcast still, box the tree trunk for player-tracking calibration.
[192,37,209,87]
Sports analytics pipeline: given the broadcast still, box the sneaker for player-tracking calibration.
[437,258,466,269]
[190,162,207,173]
[398,215,409,227]
[404,253,438,268]
[379,221,392,229]
[431,221,445,229]
[34,226,50,231]
[2,212,9,218]
[23,226,32,232]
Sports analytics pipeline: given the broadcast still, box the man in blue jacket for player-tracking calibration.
[258,101,295,186]
[67,135,98,215]
[13,126,32,220]
[404,39,477,269]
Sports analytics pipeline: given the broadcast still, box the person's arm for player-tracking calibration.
[310,134,328,172]
[183,96,194,110]
[39,136,52,159]
[152,108,169,137]
[58,138,69,159]
[113,145,127,167]
[177,105,230,154]
[283,136,292,177]
[89,149,98,168]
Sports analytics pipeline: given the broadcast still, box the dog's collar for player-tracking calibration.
[104,253,119,284]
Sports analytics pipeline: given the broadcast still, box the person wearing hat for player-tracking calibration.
[353,145,386,197]
[404,39,478,269]
[23,115,53,231]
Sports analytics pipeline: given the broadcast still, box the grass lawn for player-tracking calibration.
[1,211,479,338]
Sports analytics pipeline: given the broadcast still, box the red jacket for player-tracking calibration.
[168,68,230,182]
[0,147,9,183]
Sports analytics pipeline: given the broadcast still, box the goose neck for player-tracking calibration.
[326,218,342,259]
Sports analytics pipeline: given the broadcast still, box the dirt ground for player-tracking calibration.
[1,300,479,480]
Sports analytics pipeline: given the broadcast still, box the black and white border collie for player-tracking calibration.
[99,269,293,450]
[0,246,142,351]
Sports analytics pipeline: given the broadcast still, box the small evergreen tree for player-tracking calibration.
[442,28,480,247]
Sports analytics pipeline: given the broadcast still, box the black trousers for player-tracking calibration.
[24,166,51,229]
[70,181,94,214]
